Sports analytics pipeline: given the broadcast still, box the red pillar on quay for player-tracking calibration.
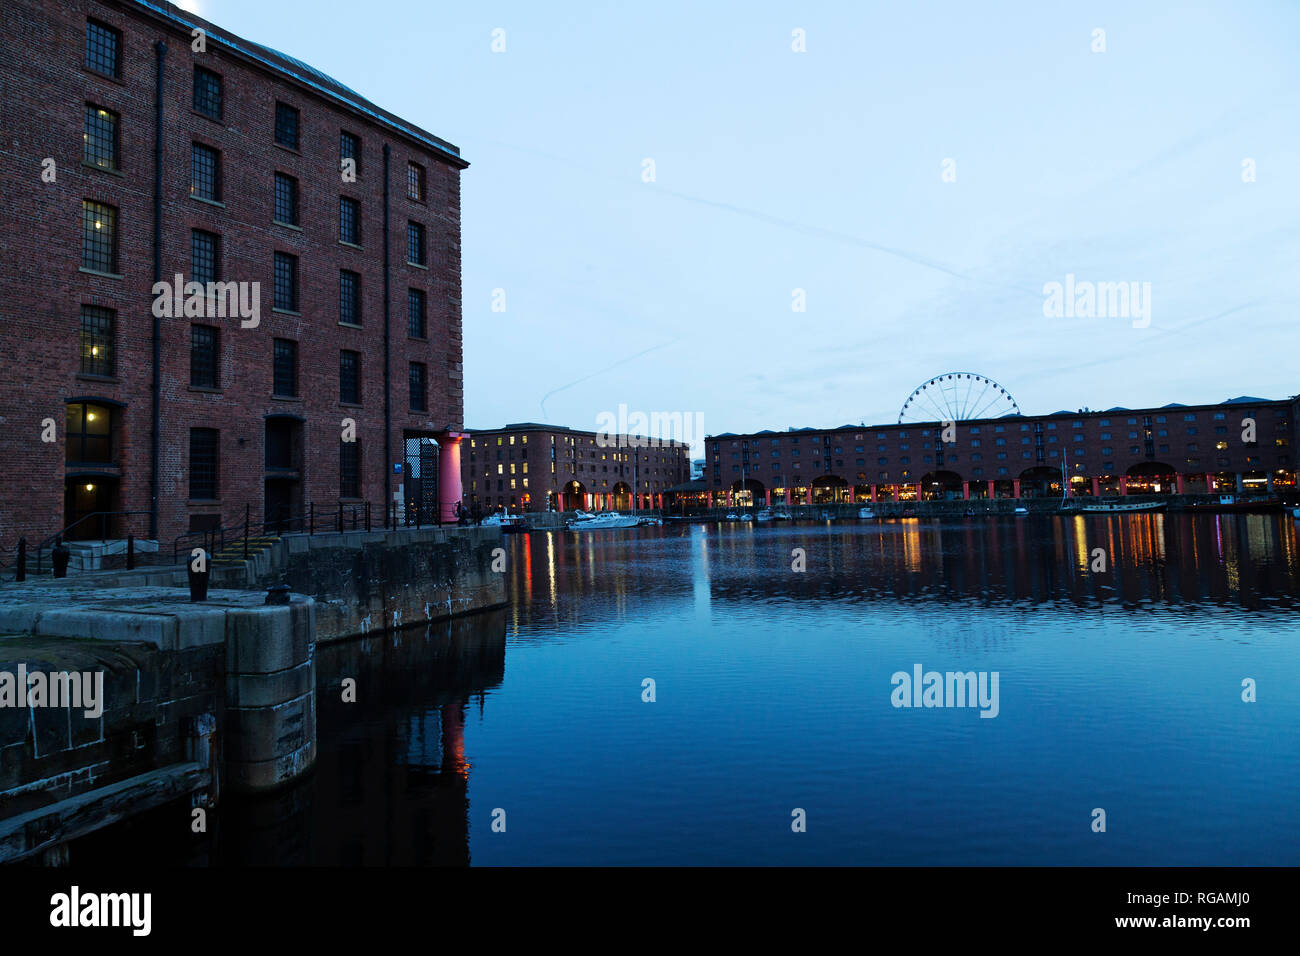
[1119,477,1128,496]
[436,433,465,523]
[961,481,969,500]
[1176,474,1185,494]
[1012,479,1021,498]
[1091,477,1100,497]
[987,480,995,498]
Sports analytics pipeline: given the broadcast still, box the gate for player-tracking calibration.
[403,436,440,524]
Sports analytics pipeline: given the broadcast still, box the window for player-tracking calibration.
[340,440,361,498]
[66,402,113,464]
[189,428,219,499]
[274,102,299,149]
[273,252,298,311]
[339,196,361,244]
[80,200,118,273]
[191,143,220,200]
[191,229,218,285]
[409,362,427,411]
[274,173,298,225]
[340,130,360,172]
[407,162,426,201]
[79,306,115,377]
[85,20,121,79]
[193,67,222,119]
[190,325,219,388]
[407,221,425,265]
[83,105,119,171]
[273,339,298,397]
[339,270,361,326]
[340,350,361,404]
[408,288,426,338]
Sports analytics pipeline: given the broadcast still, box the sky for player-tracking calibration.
[180,0,1300,453]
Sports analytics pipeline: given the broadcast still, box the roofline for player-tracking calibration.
[704,394,1295,440]
[124,0,468,169]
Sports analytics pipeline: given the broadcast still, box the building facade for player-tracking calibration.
[0,0,468,549]
[463,424,691,513]
[707,395,1299,505]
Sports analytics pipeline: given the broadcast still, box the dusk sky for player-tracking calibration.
[183,0,1299,452]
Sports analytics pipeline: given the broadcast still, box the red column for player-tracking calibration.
[785,487,791,505]
[1012,479,1021,498]
[436,433,464,523]
[986,480,995,498]
[805,487,812,505]
[765,489,772,506]
[913,482,923,501]
[870,485,877,502]
[1119,477,1128,496]
[961,481,970,500]
[1091,477,1100,496]
[1176,474,1185,494]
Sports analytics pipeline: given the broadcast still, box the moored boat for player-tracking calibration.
[858,507,875,519]
[1079,499,1166,513]
[755,508,774,522]
[482,512,531,533]
[567,512,640,530]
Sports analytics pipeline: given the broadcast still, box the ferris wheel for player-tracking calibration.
[897,372,1020,425]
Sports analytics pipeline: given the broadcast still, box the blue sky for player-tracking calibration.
[185,0,1300,451]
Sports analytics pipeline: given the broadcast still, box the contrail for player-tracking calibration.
[539,338,681,420]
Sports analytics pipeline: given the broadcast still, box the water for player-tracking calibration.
[75,513,1300,865]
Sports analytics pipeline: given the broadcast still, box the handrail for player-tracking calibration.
[32,511,153,575]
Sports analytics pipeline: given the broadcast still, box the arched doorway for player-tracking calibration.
[1019,466,1061,499]
[612,481,633,511]
[812,475,849,504]
[919,470,963,501]
[730,477,765,509]
[1126,462,1177,494]
[561,480,587,511]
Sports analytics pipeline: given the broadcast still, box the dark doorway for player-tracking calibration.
[264,479,295,534]
[63,477,117,540]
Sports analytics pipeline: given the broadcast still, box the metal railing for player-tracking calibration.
[172,501,374,564]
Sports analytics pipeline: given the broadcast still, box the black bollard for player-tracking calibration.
[188,549,210,602]
[16,537,26,583]
[52,539,70,579]
[126,533,136,570]
[265,584,291,605]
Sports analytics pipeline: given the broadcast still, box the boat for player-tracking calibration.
[567,512,640,530]
[857,507,875,519]
[1292,506,1300,520]
[901,507,916,517]
[1013,506,1029,516]
[637,515,663,527]
[819,510,834,521]
[571,510,597,521]
[772,508,791,521]
[724,512,739,521]
[481,512,531,533]
[1201,494,1281,513]
[755,509,774,522]
[739,512,754,522]
[1079,499,1166,513]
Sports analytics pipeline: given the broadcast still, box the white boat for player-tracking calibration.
[567,512,640,530]
[637,516,663,527]
[724,512,739,521]
[571,510,597,521]
[1291,506,1300,520]
[1079,500,1165,513]
[481,512,530,532]
[1013,506,1029,515]
[858,507,875,519]
[772,508,791,521]
[739,512,754,522]
[755,509,774,522]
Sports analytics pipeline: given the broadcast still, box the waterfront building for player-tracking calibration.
[707,393,1299,505]
[463,424,690,512]
[0,0,468,547]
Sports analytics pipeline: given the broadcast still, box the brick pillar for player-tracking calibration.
[805,487,812,505]
[785,487,791,504]
[1176,474,1185,494]
[1119,477,1128,496]
[870,485,877,502]
[1091,477,1100,496]
[436,433,464,523]
[1012,479,1021,498]
[987,480,995,498]
[765,489,772,506]
[961,481,969,500]
[913,482,923,501]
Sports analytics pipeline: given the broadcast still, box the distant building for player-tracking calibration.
[706,394,1299,504]
[463,424,690,512]
[691,458,705,480]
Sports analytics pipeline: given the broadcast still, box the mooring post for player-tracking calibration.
[15,537,26,582]
[127,533,135,570]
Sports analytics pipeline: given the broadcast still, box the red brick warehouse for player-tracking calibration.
[0,0,468,552]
